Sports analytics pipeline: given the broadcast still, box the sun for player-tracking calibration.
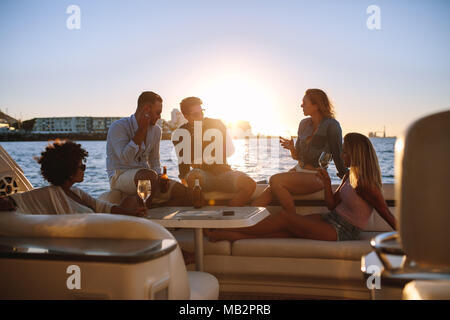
[194,73,283,135]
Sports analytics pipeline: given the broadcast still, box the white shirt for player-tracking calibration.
[106,114,162,179]
[11,186,113,214]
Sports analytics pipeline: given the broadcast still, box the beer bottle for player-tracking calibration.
[192,178,203,209]
[160,166,169,193]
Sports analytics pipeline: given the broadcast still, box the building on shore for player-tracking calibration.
[32,117,121,134]
[1,112,257,141]
[169,108,186,129]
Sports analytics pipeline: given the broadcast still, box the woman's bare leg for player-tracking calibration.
[251,185,273,207]
[206,212,337,241]
[278,212,337,241]
[213,212,287,235]
[269,172,324,214]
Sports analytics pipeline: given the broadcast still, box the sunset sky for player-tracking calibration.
[1,0,449,136]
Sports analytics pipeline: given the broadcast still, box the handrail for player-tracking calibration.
[370,232,404,256]
[370,232,405,270]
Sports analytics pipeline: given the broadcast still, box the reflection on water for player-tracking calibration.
[1,138,395,198]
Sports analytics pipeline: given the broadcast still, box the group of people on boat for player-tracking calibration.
[0,88,396,243]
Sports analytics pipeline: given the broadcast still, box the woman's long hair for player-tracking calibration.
[305,88,335,119]
[344,133,382,191]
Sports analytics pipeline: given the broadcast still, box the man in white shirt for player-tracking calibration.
[106,91,190,206]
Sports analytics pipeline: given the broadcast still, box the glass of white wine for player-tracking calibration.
[318,151,332,169]
[137,179,152,209]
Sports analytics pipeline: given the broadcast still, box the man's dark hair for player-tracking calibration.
[180,96,202,116]
[137,91,162,110]
[37,140,88,186]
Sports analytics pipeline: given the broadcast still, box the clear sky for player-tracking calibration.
[1,0,449,136]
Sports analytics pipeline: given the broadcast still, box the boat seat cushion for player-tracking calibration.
[172,228,381,261]
[231,232,381,261]
[402,280,450,300]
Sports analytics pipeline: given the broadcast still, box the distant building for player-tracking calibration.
[169,109,186,129]
[91,117,122,133]
[156,119,171,135]
[32,117,121,133]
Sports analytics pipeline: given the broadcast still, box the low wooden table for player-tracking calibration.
[146,206,270,271]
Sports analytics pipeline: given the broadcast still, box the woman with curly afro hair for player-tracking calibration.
[3,140,145,216]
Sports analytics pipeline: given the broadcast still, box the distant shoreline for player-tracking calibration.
[0,132,396,142]
[0,132,109,142]
[0,132,174,142]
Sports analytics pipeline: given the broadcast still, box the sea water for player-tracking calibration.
[1,138,395,198]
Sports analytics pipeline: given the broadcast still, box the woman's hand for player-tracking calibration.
[112,201,147,217]
[315,168,331,187]
[279,137,295,151]
[316,169,337,210]
[121,206,146,217]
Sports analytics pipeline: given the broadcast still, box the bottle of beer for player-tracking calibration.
[192,178,203,209]
[160,166,169,193]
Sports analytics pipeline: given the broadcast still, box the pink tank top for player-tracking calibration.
[335,179,373,229]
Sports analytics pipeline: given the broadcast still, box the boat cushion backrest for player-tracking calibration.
[0,211,191,299]
[396,110,450,270]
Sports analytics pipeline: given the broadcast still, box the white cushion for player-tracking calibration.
[231,232,380,261]
[0,211,191,300]
[188,271,219,300]
[403,280,450,300]
[398,111,450,269]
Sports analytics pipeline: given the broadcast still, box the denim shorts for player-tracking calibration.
[321,210,361,241]
[186,169,249,193]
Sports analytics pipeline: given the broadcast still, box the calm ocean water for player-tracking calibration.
[1,138,395,198]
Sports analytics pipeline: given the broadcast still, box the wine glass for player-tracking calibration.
[318,151,332,169]
[137,180,152,208]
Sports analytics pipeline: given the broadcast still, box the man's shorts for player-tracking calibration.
[109,168,176,203]
[185,169,250,193]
